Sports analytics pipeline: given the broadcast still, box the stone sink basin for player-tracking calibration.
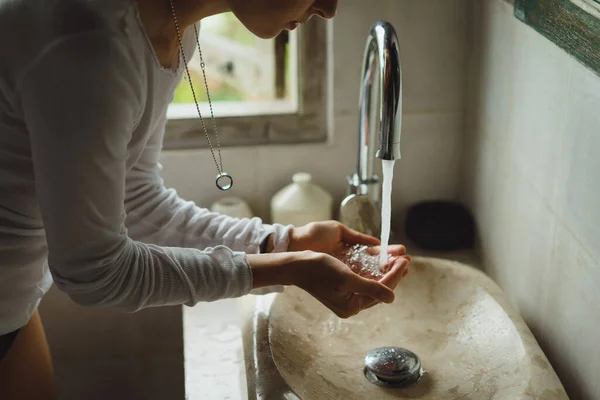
[241,257,569,399]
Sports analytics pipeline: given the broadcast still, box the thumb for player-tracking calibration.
[350,276,395,304]
[341,225,380,246]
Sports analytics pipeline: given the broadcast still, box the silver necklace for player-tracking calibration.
[168,0,233,191]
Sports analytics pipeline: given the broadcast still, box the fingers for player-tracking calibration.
[327,261,410,318]
[358,259,410,311]
[349,276,395,304]
[341,225,380,246]
[361,298,381,312]
[379,257,410,289]
[380,255,411,274]
[366,244,407,257]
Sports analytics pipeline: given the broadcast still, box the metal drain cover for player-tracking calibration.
[364,347,423,388]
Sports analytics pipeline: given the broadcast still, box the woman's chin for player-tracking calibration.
[249,24,294,39]
[286,21,299,31]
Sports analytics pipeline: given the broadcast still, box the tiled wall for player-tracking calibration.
[462,1,600,399]
[40,1,468,399]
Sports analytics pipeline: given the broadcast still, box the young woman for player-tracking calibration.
[0,0,411,398]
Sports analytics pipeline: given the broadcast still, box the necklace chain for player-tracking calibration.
[168,0,224,176]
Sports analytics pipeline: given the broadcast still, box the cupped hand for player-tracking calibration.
[363,256,411,311]
[287,221,380,254]
[251,221,412,318]
[293,251,410,319]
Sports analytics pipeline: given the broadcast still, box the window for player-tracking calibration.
[164,16,330,149]
[570,0,600,18]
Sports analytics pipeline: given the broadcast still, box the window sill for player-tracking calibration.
[164,112,328,150]
[167,100,298,120]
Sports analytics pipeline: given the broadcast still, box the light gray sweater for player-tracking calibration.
[0,0,291,335]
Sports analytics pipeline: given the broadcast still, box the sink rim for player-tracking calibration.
[241,256,569,400]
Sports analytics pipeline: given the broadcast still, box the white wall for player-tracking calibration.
[462,1,600,399]
[41,1,468,399]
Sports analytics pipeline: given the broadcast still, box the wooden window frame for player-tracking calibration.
[163,18,330,149]
[515,0,600,77]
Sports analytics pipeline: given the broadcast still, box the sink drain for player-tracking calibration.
[364,347,423,388]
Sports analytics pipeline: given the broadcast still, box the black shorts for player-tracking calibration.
[0,329,20,362]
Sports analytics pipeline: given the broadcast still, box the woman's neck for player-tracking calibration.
[138,0,230,44]
[136,0,230,68]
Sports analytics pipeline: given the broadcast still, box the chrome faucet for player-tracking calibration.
[340,21,403,236]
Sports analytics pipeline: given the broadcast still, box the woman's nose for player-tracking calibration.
[315,0,338,20]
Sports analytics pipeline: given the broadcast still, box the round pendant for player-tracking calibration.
[216,172,233,191]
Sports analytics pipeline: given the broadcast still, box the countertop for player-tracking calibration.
[183,298,248,400]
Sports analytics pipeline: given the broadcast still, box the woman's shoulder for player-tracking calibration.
[0,0,136,30]
[0,0,144,79]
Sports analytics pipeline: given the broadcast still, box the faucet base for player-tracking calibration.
[339,194,381,238]
[347,173,381,208]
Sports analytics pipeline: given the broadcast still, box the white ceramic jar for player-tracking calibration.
[271,173,333,227]
[210,197,254,219]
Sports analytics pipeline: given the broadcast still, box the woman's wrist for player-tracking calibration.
[260,234,270,254]
[267,233,275,253]
[247,251,309,289]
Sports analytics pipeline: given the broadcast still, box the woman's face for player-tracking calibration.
[229,0,338,39]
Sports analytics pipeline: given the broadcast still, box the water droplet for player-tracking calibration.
[332,244,387,279]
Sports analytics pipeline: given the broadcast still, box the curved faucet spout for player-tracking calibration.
[355,21,403,188]
[341,21,402,236]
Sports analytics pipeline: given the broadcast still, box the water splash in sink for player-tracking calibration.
[334,244,390,279]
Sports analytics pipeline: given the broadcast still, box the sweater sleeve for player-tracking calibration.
[19,32,262,311]
[123,110,292,255]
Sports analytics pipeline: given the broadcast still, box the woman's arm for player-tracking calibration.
[18,30,407,319]
[20,32,256,310]
[123,112,291,255]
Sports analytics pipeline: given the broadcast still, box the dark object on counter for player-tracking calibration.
[404,201,475,251]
